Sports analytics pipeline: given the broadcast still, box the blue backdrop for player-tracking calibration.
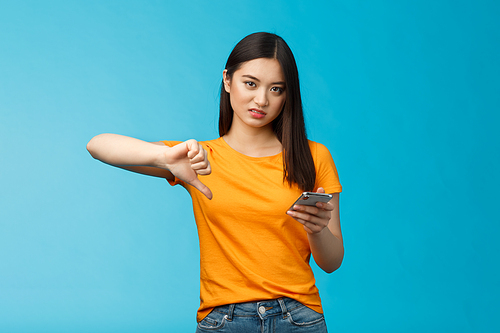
[1,1,498,332]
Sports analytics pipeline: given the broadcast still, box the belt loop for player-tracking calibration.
[227,304,235,321]
[277,298,288,316]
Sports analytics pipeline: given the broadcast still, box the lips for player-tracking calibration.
[249,108,266,119]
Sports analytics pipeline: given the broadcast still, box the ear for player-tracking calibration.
[223,69,231,93]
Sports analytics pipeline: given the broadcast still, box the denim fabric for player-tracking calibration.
[195,297,327,333]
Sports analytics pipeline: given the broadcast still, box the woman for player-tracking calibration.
[87,32,343,332]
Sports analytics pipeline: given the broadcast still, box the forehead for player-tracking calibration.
[235,58,285,82]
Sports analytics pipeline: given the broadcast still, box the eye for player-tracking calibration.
[245,81,256,87]
[271,86,284,94]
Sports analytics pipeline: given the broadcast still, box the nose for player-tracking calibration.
[254,88,269,107]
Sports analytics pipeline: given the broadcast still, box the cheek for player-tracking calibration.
[230,87,251,108]
[229,91,240,108]
[273,96,286,112]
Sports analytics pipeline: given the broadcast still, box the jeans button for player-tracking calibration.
[258,306,266,314]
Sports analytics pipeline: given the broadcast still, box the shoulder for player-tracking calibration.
[308,140,342,191]
[201,137,223,145]
[307,140,332,159]
[200,137,225,151]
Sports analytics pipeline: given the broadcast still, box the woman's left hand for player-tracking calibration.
[286,187,334,234]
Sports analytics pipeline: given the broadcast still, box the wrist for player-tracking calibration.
[307,224,331,239]
[152,145,172,168]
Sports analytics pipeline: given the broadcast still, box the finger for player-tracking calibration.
[315,201,334,211]
[191,159,210,171]
[191,156,211,174]
[191,156,207,168]
[316,187,325,194]
[287,209,329,226]
[303,222,322,234]
[292,204,320,216]
[303,224,314,234]
[188,178,213,200]
[190,152,205,164]
[292,216,321,234]
[193,166,211,175]
[185,140,200,159]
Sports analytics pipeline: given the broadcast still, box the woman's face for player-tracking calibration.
[223,58,286,132]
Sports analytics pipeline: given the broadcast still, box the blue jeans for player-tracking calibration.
[195,297,328,333]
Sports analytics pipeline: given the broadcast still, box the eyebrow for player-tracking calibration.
[242,74,285,85]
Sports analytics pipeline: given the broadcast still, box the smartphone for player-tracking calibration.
[288,192,333,211]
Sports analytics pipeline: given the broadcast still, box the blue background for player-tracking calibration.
[1,1,499,332]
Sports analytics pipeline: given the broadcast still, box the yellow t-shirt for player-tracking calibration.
[162,137,342,322]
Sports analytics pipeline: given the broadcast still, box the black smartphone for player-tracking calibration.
[288,192,333,211]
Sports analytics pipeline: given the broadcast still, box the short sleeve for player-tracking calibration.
[160,140,184,187]
[311,142,342,193]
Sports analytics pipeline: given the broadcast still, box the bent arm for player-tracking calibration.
[307,193,344,273]
[287,191,344,273]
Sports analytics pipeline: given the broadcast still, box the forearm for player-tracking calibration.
[308,226,344,274]
[87,136,212,198]
[86,133,166,167]
[287,191,344,273]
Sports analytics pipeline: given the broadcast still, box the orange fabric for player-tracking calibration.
[161,137,342,322]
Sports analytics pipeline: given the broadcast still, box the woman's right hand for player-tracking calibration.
[87,134,213,200]
[161,139,213,200]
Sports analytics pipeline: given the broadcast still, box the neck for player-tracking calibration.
[223,124,282,158]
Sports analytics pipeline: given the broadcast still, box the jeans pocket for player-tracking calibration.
[287,304,326,327]
[196,310,228,331]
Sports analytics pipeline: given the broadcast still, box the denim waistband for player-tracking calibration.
[211,297,305,321]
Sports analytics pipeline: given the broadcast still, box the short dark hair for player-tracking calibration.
[219,32,315,191]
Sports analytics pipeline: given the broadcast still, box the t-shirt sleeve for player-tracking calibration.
[311,142,342,193]
[160,140,184,187]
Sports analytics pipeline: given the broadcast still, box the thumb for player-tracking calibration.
[188,178,213,200]
[316,187,325,194]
